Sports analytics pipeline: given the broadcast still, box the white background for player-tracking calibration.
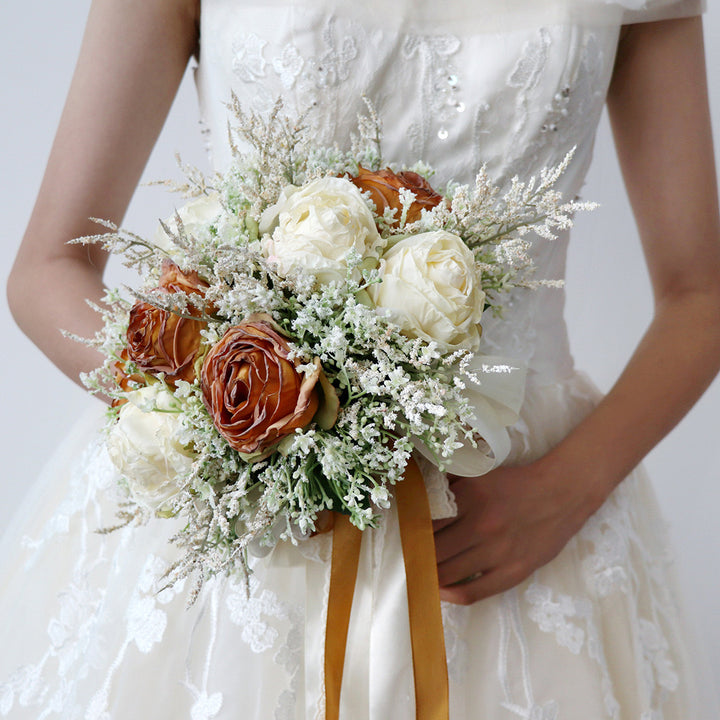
[1,0,718,689]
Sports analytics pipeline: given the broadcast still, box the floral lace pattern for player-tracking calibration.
[0,380,699,720]
[497,590,561,720]
[401,33,463,156]
[227,17,360,138]
[525,584,590,655]
[201,10,615,186]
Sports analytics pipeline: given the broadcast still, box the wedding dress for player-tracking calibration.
[0,1,714,718]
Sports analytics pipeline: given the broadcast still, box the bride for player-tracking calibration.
[2,0,720,717]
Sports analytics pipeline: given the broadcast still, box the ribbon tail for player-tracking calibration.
[396,458,450,720]
[324,460,449,719]
[324,513,363,720]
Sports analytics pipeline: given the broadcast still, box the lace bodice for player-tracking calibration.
[196,2,621,186]
[196,0,703,186]
[194,0,699,383]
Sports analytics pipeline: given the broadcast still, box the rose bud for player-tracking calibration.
[111,348,146,406]
[125,261,209,385]
[349,167,443,226]
[201,318,336,459]
[158,259,209,297]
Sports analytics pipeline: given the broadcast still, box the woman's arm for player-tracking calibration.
[434,15,720,604]
[6,0,200,386]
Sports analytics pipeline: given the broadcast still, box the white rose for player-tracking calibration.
[107,386,195,510]
[153,193,224,252]
[369,230,485,350]
[260,177,383,284]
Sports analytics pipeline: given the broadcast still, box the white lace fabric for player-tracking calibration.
[1,0,714,718]
[0,377,708,719]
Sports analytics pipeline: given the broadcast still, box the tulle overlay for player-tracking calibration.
[1,0,714,717]
[0,374,704,718]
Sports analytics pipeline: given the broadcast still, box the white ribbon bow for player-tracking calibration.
[415,354,527,477]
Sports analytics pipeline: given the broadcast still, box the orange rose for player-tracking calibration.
[349,167,443,226]
[124,261,208,385]
[201,319,322,458]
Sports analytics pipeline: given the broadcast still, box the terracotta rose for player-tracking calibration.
[349,167,443,226]
[124,260,209,386]
[201,319,324,458]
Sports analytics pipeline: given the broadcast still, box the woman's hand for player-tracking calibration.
[434,15,720,607]
[433,458,608,605]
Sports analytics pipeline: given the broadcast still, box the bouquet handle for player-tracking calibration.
[324,457,450,719]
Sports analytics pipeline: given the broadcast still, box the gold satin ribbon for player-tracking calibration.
[324,510,363,720]
[324,458,450,719]
[395,459,450,720]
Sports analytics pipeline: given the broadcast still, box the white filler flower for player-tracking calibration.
[107,385,195,510]
[260,177,383,284]
[369,230,485,350]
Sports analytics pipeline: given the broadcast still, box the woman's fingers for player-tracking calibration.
[431,479,478,533]
[439,564,530,605]
[433,475,504,565]
[431,516,456,533]
[436,545,495,587]
[433,517,474,564]
[433,462,588,605]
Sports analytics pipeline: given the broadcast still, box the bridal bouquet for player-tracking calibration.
[77,99,588,592]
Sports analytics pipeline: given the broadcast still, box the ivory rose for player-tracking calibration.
[201,319,324,458]
[349,167,443,225]
[369,230,485,350]
[260,177,383,284]
[124,261,208,385]
[153,193,224,252]
[107,385,195,510]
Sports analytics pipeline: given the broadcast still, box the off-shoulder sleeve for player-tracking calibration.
[618,0,705,23]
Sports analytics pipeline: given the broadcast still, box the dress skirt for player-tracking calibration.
[0,370,713,719]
